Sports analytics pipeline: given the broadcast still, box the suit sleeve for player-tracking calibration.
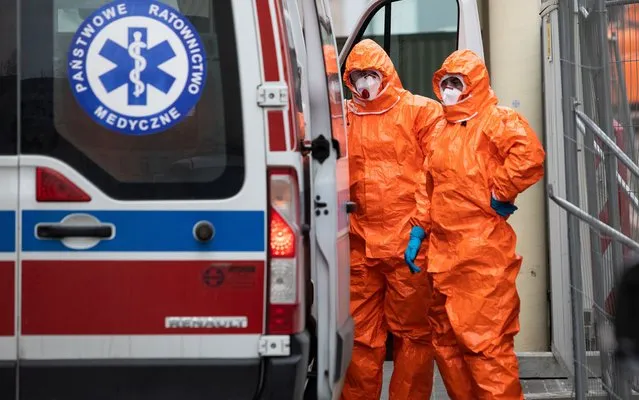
[409,101,443,232]
[488,108,546,202]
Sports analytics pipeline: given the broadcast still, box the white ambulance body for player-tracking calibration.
[0,0,482,399]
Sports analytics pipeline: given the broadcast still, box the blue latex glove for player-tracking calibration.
[404,226,426,274]
[491,196,518,218]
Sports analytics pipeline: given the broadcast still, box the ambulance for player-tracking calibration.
[0,0,482,398]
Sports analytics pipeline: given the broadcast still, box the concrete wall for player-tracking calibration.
[487,0,549,352]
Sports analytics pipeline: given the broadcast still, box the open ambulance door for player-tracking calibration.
[339,0,484,99]
[302,0,354,399]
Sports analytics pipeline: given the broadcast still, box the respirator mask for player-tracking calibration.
[353,73,382,101]
[442,87,462,106]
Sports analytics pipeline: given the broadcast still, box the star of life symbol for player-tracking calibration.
[67,0,207,136]
[98,27,176,106]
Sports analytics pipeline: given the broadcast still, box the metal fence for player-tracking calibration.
[547,0,639,397]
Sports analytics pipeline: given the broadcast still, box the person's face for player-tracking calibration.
[350,69,379,85]
[441,76,464,92]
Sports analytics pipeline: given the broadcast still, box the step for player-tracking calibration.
[379,362,639,400]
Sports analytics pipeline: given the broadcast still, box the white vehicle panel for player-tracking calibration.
[19,334,261,360]
[17,0,269,361]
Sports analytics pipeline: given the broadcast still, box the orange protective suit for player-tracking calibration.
[421,49,546,400]
[340,39,443,400]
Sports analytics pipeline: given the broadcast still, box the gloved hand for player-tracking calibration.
[404,226,426,274]
[491,196,518,218]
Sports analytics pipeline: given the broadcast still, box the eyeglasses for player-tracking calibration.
[350,69,379,83]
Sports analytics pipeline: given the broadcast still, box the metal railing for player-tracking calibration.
[550,185,639,252]
[577,117,639,212]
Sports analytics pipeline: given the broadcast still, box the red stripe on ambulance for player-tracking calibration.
[21,261,264,335]
[256,0,279,82]
[0,262,14,336]
[256,0,287,152]
[268,111,287,152]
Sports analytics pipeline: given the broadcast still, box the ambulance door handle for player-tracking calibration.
[36,224,113,240]
[314,196,327,209]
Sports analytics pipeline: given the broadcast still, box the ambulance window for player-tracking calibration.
[0,0,16,155]
[281,1,305,143]
[350,0,459,100]
[20,0,244,200]
[315,0,347,158]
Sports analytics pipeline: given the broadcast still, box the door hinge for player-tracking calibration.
[257,82,288,108]
[258,335,291,357]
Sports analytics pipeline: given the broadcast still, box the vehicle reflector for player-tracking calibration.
[36,167,91,202]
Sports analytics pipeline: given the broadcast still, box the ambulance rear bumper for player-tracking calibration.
[1,331,310,400]
[0,363,15,399]
[257,330,310,399]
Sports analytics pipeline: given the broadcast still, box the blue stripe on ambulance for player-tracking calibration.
[0,211,15,252]
[22,210,265,252]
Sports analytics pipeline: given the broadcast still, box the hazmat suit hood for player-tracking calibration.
[432,49,498,123]
[343,39,403,114]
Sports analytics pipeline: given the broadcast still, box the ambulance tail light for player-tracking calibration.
[267,168,303,335]
[36,167,91,202]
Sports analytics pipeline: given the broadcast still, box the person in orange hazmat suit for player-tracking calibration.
[340,38,444,400]
[405,49,546,400]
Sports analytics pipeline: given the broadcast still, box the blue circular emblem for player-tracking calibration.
[67,0,207,136]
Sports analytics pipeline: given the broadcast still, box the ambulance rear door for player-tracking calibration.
[302,0,354,398]
[17,0,269,398]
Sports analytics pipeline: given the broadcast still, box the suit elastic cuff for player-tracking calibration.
[492,189,514,203]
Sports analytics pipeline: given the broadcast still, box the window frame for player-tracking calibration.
[339,0,461,77]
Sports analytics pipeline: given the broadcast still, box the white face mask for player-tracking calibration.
[355,75,382,101]
[442,87,462,106]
